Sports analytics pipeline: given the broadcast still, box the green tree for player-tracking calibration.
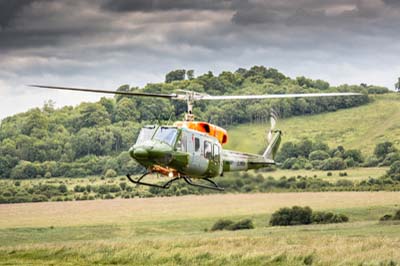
[114,98,139,122]
[374,141,397,160]
[76,103,111,129]
[165,69,186,83]
[186,70,194,80]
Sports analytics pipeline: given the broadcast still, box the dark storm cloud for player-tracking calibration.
[0,0,36,28]
[0,0,52,28]
[101,0,232,12]
[1,0,400,119]
[383,0,400,7]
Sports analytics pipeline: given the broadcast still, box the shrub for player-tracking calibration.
[311,211,349,224]
[388,161,400,181]
[321,158,347,170]
[119,182,127,191]
[58,184,68,193]
[363,156,380,167]
[270,207,348,226]
[227,219,254,231]
[336,179,353,187]
[270,206,312,226]
[374,141,397,160]
[211,219,234,231]
[105,169,117,178]
[309,150,330,161]
[282,158,297,169]
[44,172,52,178]
[104,193,114,199]
[211,218,254,231]
[344,149,363,163]
[394,209,400,220]
[380,214,393,221]
[381,152,400,166]
[74,185,86,193]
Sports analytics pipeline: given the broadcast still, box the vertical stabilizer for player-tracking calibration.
[263,111,282,161]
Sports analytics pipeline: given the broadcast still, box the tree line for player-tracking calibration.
[0,66,385,179]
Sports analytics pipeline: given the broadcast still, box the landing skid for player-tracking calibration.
[126,172,224,191]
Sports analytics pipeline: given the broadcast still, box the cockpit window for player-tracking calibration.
[136,126,156,144]
[153,127,178,146]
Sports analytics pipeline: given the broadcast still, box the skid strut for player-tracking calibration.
[126,172,224,191]
[127,173,180,189]
[182,176,224,191]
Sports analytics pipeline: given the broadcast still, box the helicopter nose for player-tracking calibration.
[132,147,148,159]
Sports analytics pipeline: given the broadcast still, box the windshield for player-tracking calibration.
[136,126,156,144]
[153,127,178,146]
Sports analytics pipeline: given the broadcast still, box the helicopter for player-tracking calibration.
[30,85,361,191]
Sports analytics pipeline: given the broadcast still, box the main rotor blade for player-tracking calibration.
[199,92,362,100]
[29,85,178,99]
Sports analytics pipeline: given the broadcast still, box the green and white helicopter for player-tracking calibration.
[31,85,360,191]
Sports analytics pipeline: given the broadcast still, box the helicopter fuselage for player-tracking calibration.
[130,123,280,181]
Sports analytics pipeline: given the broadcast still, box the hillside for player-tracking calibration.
[0,66,376,179]
[226,94,400,155]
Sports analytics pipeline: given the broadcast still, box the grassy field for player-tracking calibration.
[1,192,400,265]
[1,95,400,265]
[226,94,400,155]
[261,167,388,182]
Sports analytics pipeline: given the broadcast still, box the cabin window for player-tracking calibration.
[135,126,156,144]
[153,127,178,146]
[213,144,220,161]
[195,137,200,152]
[204,141,212,159]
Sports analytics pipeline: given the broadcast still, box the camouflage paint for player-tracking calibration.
[130,124,282,178]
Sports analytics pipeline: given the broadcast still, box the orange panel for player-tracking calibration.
[174,121,228,145]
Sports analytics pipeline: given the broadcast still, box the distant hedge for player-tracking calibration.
[270,206,349,226]
[211,218,254,231]
[379,209,400,222]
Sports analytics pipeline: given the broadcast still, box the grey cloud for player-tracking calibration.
[0,0,37,28]
[1,0,400,119]
[0,0,52,28]
[383,0,400,7]
[101,0,232,12]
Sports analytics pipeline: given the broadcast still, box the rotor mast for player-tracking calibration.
[184,91,195,121]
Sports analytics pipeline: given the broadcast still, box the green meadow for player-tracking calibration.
[1,192,400,265]
[226,94,400,155]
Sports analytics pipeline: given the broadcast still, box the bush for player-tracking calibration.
[270,206,348,226]
[380,214,393,221]
[321,158,347,170]
[336,179,353,187]
[227,219,254,231]
[211,219,234,231]
[58,184,68,193]
[374,141,397,160]
[270,206,312,226]
[363,155,379,167]
[210,218,254,231]
[105,169,117,178]
[387,161,400,181]
[311,211,349,224]
[309,150,330,161]
[394,209,400,220]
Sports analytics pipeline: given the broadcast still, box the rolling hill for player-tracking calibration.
[225,94,400,155]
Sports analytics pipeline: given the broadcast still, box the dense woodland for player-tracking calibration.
[0,66,386,180]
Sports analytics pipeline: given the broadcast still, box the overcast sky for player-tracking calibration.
[1,0,399,119]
